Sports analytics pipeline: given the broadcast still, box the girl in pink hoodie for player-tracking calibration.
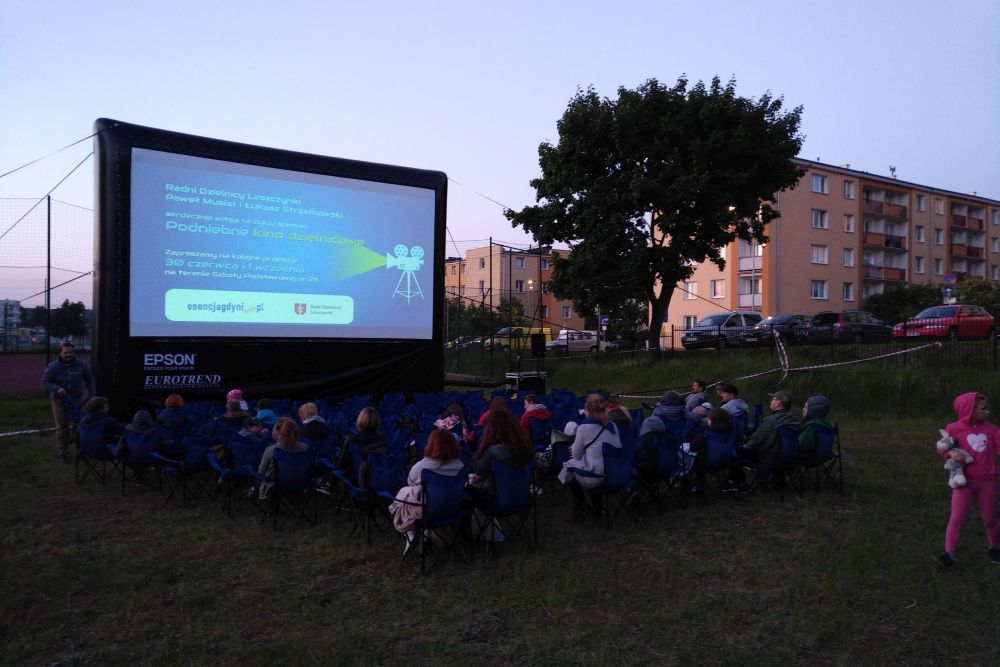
[938,392,1000,567]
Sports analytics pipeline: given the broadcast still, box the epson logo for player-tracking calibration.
[143,353,196,366]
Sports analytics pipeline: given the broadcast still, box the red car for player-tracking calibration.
[892,304,995,341]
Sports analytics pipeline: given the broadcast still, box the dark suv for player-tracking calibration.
[681,311,763,349]
[806,310,892,344]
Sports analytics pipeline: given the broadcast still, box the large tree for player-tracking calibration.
[507,76,805,348]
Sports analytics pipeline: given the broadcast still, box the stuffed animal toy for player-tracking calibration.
[936,429,975,489]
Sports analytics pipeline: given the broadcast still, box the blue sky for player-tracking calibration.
[1,0,998,304]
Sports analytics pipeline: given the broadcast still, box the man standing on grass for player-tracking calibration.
[41,342,95,463]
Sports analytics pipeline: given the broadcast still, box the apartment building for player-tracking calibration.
[444,243,586,332]
[668,159,1000,342]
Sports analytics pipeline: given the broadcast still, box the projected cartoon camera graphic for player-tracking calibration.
[386,244,424,304]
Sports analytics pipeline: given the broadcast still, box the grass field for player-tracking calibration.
[3,352,1000,665]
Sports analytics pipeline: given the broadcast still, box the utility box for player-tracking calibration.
[505,371,547,396]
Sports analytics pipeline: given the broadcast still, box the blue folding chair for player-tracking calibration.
[108,430,162,496]
[804,424,842,492]
[744,426,800,499]
[151,435,214,507]
[528,417,552,451]
[476,460,536,555]
[696,428,741,501]
[75,421,115,485]
[270,448,318,529]
[406,465,472,575]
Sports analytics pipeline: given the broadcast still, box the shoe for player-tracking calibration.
[937,552,955,568]
[989,547,1000,563]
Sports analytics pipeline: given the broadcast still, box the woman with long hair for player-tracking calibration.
[336,406,388,485]
[257,416,309,499]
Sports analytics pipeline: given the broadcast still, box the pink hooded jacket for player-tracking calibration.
[943,392,1000,480]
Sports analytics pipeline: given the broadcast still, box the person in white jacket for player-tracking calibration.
[558,393,622,515]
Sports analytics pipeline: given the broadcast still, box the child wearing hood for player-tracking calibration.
[936,392,1000,567]
[115,409,169,462]
[797,396,833,463]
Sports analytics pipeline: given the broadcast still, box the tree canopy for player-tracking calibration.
[506,76,805,348]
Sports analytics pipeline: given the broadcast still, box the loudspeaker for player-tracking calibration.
[530,333,546,357]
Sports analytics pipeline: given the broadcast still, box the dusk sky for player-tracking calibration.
[1,0,998,305]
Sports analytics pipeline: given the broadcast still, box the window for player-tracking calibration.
[683,315,698,330]
[915,256,925,274]
[478,258,485,269]
[843,214,855,233]
[843,248,855,267]
[810,280,828,299]
[933,258,944,275]
[450,265,456,275]
[934,228,944,245]
[683,281,697,299]
[540,259,549,270]
[811,209,828,229]
[916,194,926,212]
[915,225,925,242]
[515,280,524,293]
[515,257,525,269]
[842,282,855,301]
[811,174,829,194]
[993,265,1000,281]
[992,210,1000,226]
[541,281,548,293]
[992,237,1000,253]
[810,244,829,264]
[478,280,485,295]
[460,286,466,296]
[561,305,571,319]
[843,180,855,199]
[541,305,549,318]
[710,279,725,298]
[935,198,945,215]
[461,263,466,274]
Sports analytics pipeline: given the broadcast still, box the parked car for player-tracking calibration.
[681,311,763,350]
[545,330,614,352]
[742,314,810,346]
[892,304,995,341]
[484,327,552,350]
[446,335,480,351]
[806,310,892,344]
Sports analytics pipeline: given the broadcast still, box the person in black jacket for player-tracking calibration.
[41,343,95,462]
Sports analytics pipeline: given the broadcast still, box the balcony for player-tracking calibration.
[738,293,762,308]
[884,203,908,218]
[951,243,967,257]
[738,256,763,271]
[884,234,907,250]
[863,232,885,246]
[951,213,966,228]
[966,246,984,259]
[863,265,906,281]
[864,200,884,215]
[967,217,985,232]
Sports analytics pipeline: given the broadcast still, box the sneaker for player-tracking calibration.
[988,547,1000,563]
[937,552,955,568]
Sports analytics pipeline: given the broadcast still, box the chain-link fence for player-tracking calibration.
[0,197,93,354]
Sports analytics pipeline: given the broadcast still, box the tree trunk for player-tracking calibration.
[647,297,668,350]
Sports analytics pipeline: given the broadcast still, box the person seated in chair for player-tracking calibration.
[797,395,832,464]
[253,397,279,427]
[115,409,169,462]
[637,390,696,475]
[472,409,533,501]
[79,396,124,442]
[714,383,748,423]
[258,417,309,499]
[212,400,249,437]
[210,416,268,470]
[335,406,388,487]
[685,378,709,414]
[297,402,332,441]
[558,393,622,516]
[476,396,510,427]
[731,390,799,486]
[156,394,189,432]
[518,393,551,437]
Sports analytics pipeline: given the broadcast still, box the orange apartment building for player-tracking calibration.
[666,159,1000,345]
[444,244,586,335]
